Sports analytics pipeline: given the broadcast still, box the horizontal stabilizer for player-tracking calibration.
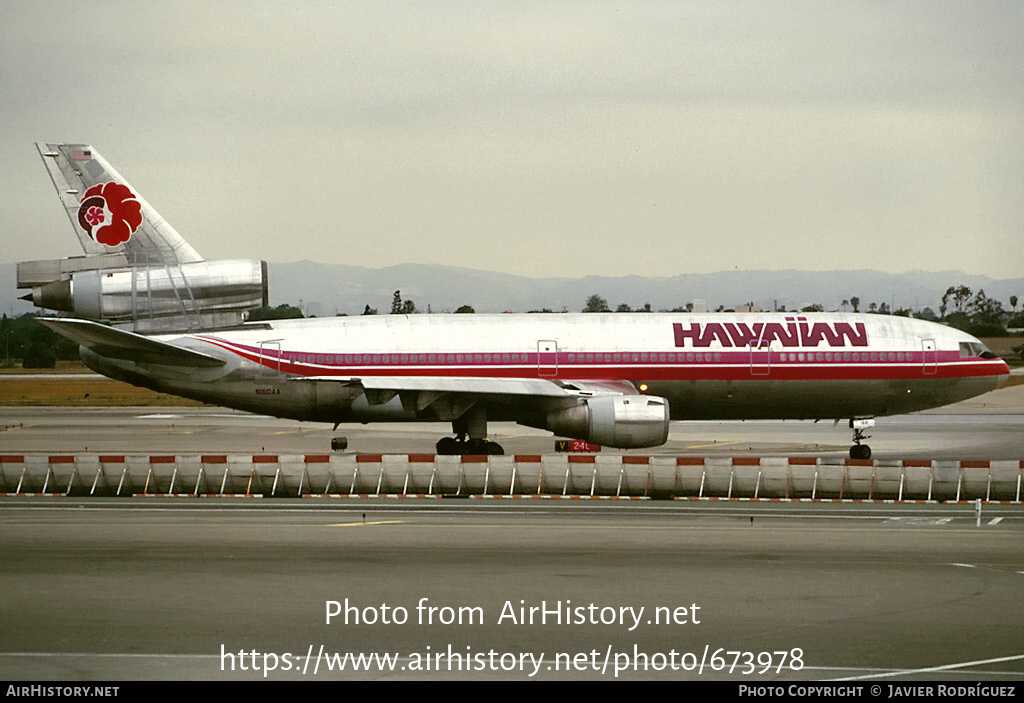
[37,317,225,368]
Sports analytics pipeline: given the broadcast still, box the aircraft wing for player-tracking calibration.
[296,376,641,415]
[297,375,640,398]
[37,317,226,368]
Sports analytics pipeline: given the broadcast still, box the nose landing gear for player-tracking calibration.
[849,418,874,459]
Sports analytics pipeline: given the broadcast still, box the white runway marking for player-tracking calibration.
[832,653,1024,681]
[3,653,1023,679]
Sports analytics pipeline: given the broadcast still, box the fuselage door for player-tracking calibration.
[537,340,558,377]
[750,339,771,376]
[258,340,282,379]
[921,339,937,375]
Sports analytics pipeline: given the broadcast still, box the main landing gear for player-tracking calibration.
[435,436,504,456]
[848,418,874,459]
[435,407,505,456]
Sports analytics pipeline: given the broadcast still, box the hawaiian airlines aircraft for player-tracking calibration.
[20,144,1010,458]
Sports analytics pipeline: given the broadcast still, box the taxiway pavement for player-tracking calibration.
[2,383,1021,459]
[1,384,1021,681]
[0,499,1021,681]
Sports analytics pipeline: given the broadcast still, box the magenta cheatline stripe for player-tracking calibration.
[196,337,1007,381]
[11,455,1024,466]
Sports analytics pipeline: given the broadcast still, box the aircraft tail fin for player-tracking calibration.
[36,142,203,266]
[23,143,266,334]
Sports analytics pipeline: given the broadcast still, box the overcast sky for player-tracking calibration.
[2,1,1021,279]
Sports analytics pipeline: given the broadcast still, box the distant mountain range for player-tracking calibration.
[2,261,1022,318]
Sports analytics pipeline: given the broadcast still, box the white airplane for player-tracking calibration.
[20,143,1010,459]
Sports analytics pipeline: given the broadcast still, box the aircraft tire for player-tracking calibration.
[849,444,872,460]
[436,437,460,455]
[463,438,497,456]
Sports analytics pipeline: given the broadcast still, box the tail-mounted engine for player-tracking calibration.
[18,257,268,333]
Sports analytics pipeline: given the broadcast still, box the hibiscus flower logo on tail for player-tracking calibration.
[76,182,144,246]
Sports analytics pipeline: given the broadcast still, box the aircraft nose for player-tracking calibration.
[995,359,1012,388]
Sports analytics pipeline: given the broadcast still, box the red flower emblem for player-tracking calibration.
[77,182,143,246]
[84,206,106,227]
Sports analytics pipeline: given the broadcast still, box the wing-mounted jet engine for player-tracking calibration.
[18,143,267,333]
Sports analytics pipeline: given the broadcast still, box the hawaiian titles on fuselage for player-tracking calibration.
[673,318,868,349]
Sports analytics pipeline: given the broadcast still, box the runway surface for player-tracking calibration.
[1,499,1022,681]
[2,383,1021,681]
[2,382,1022,459]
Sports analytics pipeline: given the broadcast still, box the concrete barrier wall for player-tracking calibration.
[1,454,1021,502]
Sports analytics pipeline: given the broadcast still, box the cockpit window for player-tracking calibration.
[960,342,997,359]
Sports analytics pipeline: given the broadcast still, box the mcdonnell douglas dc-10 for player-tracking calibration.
[18,143,1010,458]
